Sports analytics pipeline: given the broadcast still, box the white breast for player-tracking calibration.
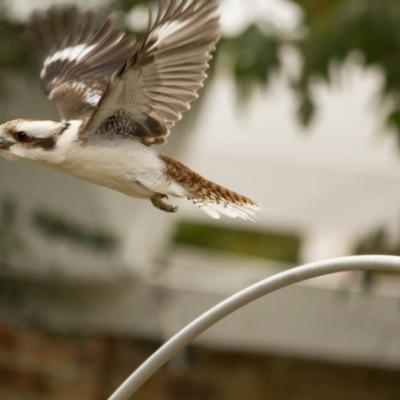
[58,136,167,199]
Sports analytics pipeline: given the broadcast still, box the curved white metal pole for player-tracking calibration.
[108,255,400,400]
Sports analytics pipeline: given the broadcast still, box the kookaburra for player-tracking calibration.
[0,0,260,220]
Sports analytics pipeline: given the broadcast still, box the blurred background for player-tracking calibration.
[1,0,400,399]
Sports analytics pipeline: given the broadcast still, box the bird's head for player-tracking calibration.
[0,119,77,164]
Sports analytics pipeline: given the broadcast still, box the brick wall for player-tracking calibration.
[0,323,108,400]
[0,322,400,400]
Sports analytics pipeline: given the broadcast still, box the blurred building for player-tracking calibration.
[1,55,400,398]
[1,0,400,399]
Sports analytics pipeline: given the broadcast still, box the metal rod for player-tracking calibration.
[108,255,400,400]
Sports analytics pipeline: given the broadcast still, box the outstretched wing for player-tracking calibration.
[25,8,137,121]
[82,0,220,145]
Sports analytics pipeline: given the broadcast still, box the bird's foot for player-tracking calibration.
[151,194,178,213]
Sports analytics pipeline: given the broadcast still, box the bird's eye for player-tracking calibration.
[14,131,28,141]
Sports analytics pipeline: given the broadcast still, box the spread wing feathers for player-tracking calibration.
[25,7,137,121]
[82,0,220,145]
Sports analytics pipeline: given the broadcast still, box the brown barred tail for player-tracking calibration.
[161,154,261,221]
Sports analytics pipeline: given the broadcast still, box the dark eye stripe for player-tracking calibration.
[12,122,70,150]
[27,137,56,150]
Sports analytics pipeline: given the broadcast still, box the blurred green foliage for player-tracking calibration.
[353,223,400,291]
[32,209,119,253]
[0,197,24,269]
[0,197,120,268]
[218,25,281,101]
[354,227,400,256]
[110,0,150,11]
[174,221,300,263]
[0,18,26,69]
[292,0,400,140]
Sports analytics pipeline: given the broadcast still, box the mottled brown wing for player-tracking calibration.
[25,7,137,121]
[82,0,220,145]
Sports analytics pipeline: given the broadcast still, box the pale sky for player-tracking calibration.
[219,0,302,37]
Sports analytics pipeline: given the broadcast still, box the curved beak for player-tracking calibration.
[0,138,15,150]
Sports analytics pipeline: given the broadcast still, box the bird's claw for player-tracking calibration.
[151,194,178,213]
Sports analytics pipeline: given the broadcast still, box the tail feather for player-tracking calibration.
[160,154,261,221]
[193,198,260,221]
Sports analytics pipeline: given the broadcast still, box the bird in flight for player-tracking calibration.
[0,0,260,220]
